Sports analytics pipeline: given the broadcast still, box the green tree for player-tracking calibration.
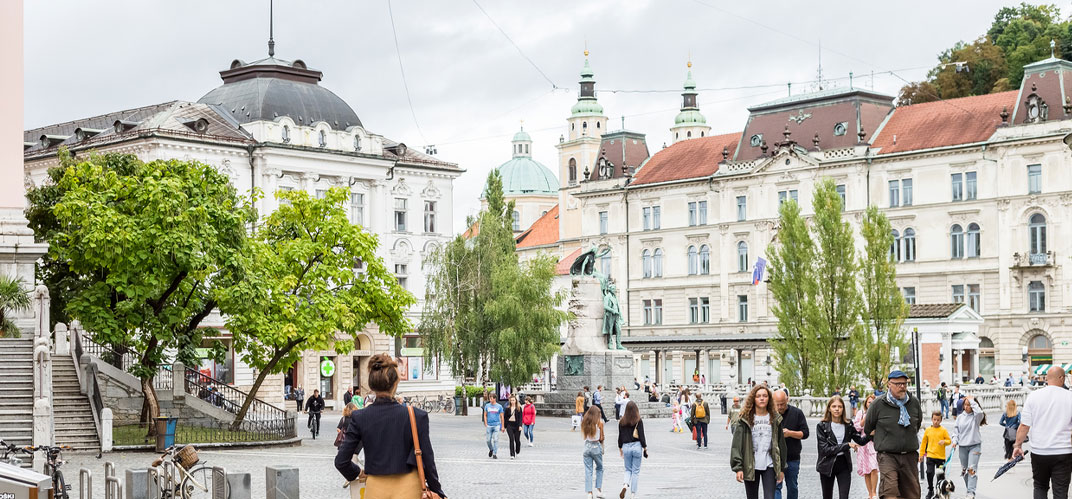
[858,206,910,391]
[989,3,1068,87]
[218,187,412,427]
[810,179,863,395]
[767,199,819,393]
[0,276,31,338]
[46,152,254,429]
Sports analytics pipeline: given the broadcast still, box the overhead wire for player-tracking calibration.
[387,0,429,144]
[472,0,559,89]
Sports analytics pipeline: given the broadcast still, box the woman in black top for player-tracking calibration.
[815,395,870,499]
[335,354,446,498]
[617,401,647,499]
[503,395,523,459]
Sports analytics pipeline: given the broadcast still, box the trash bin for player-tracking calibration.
[454,396,463,415]
[155,417,178,451]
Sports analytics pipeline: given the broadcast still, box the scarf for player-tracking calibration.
[886,390,911,427]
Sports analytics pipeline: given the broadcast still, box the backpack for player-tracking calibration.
[695,402,706,419]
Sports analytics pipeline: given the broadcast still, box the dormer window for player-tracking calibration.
[1026,94,1047,122]
[833,122,848,136]
[749,134,763,147]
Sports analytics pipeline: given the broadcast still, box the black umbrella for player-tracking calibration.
[993,452,1028,481]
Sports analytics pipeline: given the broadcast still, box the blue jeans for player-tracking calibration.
[485,425,499,456]
[959,443,981,494]
[940,398,950,419]
[523,423,534,443]
[622,441,642,493]
[774,459,800,499]
[583,441,604,492]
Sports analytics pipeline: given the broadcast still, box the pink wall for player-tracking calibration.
[0,0,24,209]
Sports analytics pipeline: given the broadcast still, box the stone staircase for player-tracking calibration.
[52,355,100,453]
[0,338,33,450]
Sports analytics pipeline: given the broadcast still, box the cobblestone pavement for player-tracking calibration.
[67,410,1032,498]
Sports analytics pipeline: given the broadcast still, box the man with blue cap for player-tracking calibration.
[864,369,924,499]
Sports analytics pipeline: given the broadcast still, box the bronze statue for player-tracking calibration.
[570,246,626,350]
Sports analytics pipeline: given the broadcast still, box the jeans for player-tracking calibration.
[485,425,500,456]
[774,459,800,499]
[958,443,981,494]
[940,398,949,419]
[1031,452,1072,499]
[523,423,534,443]
[695,421,709,447]
[622,441,642,493]
[744,467,776,499]
[583,441,604,493]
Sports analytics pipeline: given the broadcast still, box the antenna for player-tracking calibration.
[816,39,823,90]
[268,0,275,57]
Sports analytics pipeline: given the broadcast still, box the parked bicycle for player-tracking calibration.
[25,445,72,499]
[149,445,226,499]
[0,439,29,467]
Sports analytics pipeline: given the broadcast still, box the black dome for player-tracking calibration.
[198,57,362,130]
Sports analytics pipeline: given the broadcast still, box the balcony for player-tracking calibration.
[1012,251,1055,268]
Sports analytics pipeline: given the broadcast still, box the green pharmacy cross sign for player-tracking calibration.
[320,358,336,377]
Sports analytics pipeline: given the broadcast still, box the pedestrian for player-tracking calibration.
[633,378,641,391]
[816,395,871,499]
[344,386,353,405]
[335,354,447,499]
[848,387,859,418]
[773,389,809,499]
[305,389,325,439]
[574,391,585,431]
[731,385,787,499]
[936,382,949,420]
[614,387,624,420]
[692,392,711,449]
[1013,365,1072,498]
[482,393,504,459]
[336,401,360,450]
[618,400,647,499]
[584,386,592,413]
[295,385,305,412]
[727,396,742,431]
[593,385,608,423]
[999,400,1021,461]
[522,396,536,447]
[581,405,606,499]
[352,387,365,409]
[670,398,684,433]
[618,390,630,419]
[503,395,523,459]
[919,410,951,499]
[852,394,879,499]
[863,370,923,499]
[950,385,962,417]
[952,395,984,498]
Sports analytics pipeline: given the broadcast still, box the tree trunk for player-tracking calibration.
[142,377,160,437]
[461,380,469,416]
[230,342,296,430]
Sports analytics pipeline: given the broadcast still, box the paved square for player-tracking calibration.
[67,411,1032,498]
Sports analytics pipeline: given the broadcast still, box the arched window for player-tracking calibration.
[979,337,995,377]
[699,245,711,275]
[950,224,964,259]
[524,144,529,154]
[675,132,679,140]
[596,121,600,129]
[700,131,705,137]
[687,131,692,138]
[687,246,698,275]
[1030,213,1047,256]
[966,223,980,258]
[642,249,652,278]
[891,229,901,261]
[1029,333,1052,350]
[318,130,327,147]
[653,249,664,277]
[903,228,916,262]
[568,158,577,183]
[737,241,749,272]
[582,122,588,135]
[354,135,361,151]
[1028,332,1052,366]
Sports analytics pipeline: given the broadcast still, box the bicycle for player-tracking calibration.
[25,445,72,499]
[150,445,226,499]
[0,439,29,467]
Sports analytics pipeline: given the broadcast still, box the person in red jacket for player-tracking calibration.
[522,397,537,447]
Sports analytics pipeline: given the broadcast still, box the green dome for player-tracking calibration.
[513,129,532,142]
[571,99,604,116]
[674,109,707,125]
[494,157,558,196]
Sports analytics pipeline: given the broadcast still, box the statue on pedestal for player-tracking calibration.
[570,246,625,351]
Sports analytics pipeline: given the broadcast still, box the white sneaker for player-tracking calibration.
[587,494,593,499]
[528,442,534,447]
[595,490,604,499]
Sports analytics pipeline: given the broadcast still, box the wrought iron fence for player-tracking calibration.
[154,364,173,391]
[114,415,296,446]
[183,369,292,432]
[79,334,136,372]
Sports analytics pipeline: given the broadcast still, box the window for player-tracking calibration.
[1029,281,1046,312]
[952,284,964,303]
[350,193,365,226]
[737,241,749,272]
[778,190,798,206]
[1028,164,1041,194]
[968,284,980,313]
[836,184,846,209]
[738,295,748,322]
[965,172,977,200]
[736,196,747,221]
[569,158,577,184]
[699,245,711,275]
[354,135,362,151]
[394,198,407,232]
[951,173,963,201]
[903,228,916,262]
[600,252,611,276]
[700,297,710,323]
[1030,213,1047,256]
[902,287,916,305]
[318,130,327,147]
[698,201,707,225]
[315,189,327,200]
[950,224,964,259]
[642,249,652,278]
[599,211,608,235]
[902,179,913,206]
[652,206,661,229]
[395,264,408,289]
[653,249,664,277]
[966,223,980,258]
[687,246,698,275]
[643,300,653,325]
[424,201,437,233]
[653,299,663,325]
[281,125,291,143]
[689,298,700,324]
[890,230,901,261]
[889,180,900,208]
[688,202,697,226]
[512,211,521,231]
[642,207,651,230]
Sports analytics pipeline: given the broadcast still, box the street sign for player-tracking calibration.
[320,358,336,377]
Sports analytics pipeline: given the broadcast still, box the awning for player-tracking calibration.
[1033,363,1072,375]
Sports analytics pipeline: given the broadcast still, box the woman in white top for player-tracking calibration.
[952,395,985,498]
[618,391,630,418]
[815,395,871,499]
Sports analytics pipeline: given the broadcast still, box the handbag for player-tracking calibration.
[1003,425,1017,441]
[408,405,444,499]
[632,423,640,439]
[334,430,346,447]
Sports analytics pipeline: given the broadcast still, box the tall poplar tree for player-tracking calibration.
[767,199,819,393]
[858,206,910,391]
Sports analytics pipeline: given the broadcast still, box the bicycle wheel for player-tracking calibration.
[53,470,69,499]
[442,397,455,414]
[180,466,224,499]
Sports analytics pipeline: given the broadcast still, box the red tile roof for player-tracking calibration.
[872,91,1017,155]
[556,248,582,275]
[630,132,741,186]
[515,205,559,249]
[908,303,966,319]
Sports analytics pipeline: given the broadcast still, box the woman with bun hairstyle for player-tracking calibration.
[335,354,446,498]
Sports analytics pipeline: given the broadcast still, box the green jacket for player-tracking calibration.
[730,411,788,481]
[863,392,923,454]
[691,401,711,424]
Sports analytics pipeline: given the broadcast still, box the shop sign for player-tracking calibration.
[400,347,425,357]
[320,358,336,377]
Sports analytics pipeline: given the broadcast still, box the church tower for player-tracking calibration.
[670,61,710,143]
[556,50,607,243]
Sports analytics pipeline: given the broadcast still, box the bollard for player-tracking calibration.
[105,461,115,479]
[211,467,227,499]
[125,469,156,499]
[225,472,252,499]
[101,408,114,452]
[105,475,125,499]
[265,466,299,499]
[80,468,93,499]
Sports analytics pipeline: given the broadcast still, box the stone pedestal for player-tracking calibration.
[555,351,635,400]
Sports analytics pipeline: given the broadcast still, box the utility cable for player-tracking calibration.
[387,0,429,144]
[472,0,559,89]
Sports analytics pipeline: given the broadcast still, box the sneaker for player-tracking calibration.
[510,456,515,460]
[528,442,534,447]
[595,491,604,499]
[489,450,493,457]
[493,454,498,459]
[587,494,594,499]
[619,486,627,499]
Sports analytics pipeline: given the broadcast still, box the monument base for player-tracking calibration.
[550,350,634,404]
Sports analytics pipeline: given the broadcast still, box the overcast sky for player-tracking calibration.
[25,0,1027,233]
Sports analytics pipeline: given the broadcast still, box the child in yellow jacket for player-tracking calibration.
[918,410,952,499]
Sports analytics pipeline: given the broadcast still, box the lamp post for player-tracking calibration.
[913,327,924,480]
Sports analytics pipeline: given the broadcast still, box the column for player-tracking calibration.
[699,349,708,385]
[649,350,657,384]
[971,350,980,380]
[955,350,963,383]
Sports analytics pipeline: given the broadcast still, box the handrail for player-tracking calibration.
[72,325,104,452]
[80,334,135,373]
[183,369,293,435]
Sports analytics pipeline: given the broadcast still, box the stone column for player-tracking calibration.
[971,350,980,380]
[699,349,708,385]
[955,350,963,383]
[648,350,657,383]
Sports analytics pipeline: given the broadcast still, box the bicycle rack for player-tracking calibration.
[104,475,123,499]
[211,466,227,499]
[104,462,115,479]
[79,468,92,499]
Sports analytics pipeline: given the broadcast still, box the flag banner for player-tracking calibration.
[753,257,767,285]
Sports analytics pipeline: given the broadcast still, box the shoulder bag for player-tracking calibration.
[408,405,444,499]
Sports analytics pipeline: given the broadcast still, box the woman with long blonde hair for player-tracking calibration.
[730,385,787,499]
[1000,399,1021,460]
[852,394,878,499]
[580,405,605,499]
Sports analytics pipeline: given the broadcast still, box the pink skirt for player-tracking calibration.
[856,441,878,476]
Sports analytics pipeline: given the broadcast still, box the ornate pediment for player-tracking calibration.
[421,179,442,200]
[391,178,412,196]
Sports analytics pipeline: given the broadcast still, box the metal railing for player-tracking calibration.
[72,325,105,450]
[79,334,135,373]
[183,369,294,438]
[154,365,173,391]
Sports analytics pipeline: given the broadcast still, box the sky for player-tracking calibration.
[25,0,1029,233]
